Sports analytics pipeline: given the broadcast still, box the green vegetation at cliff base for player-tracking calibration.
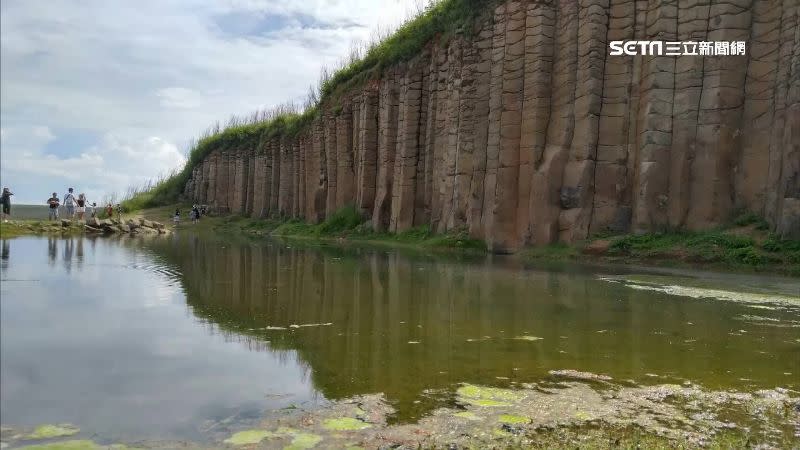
[523,212,799,276]
[217,205,487,251]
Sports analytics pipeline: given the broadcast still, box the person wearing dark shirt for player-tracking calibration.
[1,187,12,221]
[47,193,60,221]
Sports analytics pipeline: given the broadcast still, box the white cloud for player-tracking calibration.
[0,0,419,204]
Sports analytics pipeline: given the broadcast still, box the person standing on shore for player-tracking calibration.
[47,193,60,221]
[1,188,13,222]
[105,203,113,218]
[90,202,97,218]
[76,193,88,221]
[63,188,76,219]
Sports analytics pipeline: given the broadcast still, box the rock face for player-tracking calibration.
[184,0,800,252]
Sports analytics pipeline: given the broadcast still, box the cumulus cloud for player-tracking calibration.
[1,0,418,204]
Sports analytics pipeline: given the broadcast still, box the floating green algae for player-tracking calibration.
[323,418,371,431]
[499,414,530,424]
[454,411,480,420]
[284,432,322,450]
[224,429,276,445]
[17,440,97,450]
[25,425,80,440]
[457,384,525,407]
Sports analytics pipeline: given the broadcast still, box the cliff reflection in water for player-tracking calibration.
[139,234,799,421]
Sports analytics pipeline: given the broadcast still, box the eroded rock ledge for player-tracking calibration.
[184,0,800,253]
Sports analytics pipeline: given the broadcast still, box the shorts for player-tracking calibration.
[76,206,86,213]
[2,204,9,215]
[65,205,75,215]
[49,208,59,220]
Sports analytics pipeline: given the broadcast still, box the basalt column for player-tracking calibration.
[335,104,355,209]
[467,21,494,238]
[324,114,338,216]
[440,39,464,232]
[309,121,327,223]
[357,89,379,218]
[631,0,677,232]
[252,145,268,218]
[520,1,555,241]
[390,58,424,232]
[530,0,579,245]
[373,69,400,231]
[489,1,526,252]
[664,0,708,230]
[686,0,751,230]
[558,0,609,243]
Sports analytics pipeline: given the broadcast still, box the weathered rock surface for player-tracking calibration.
[184,0,800,252]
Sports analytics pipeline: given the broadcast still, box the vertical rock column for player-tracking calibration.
[737,1,781,216]
[518,1,555,244]
[309,120,327,223]
[480,3,507,241]
[278,138,292,217]
[440,39,464,231]
[336,103,355,209]
[767,1,799,237]
[246,147,256,216]
[666,0,709,229]
[631,0,677,232]
[490,1,526,252]
[467,21,494,237]
[687,0,751,229]
[416,50,439,227]
[357,89,379,218]
[530,0,579,245]
[558,0,609,243]
[324,113,338,216]
[252,144,268,218]
[390,59,424,232]
[373,69,400,231]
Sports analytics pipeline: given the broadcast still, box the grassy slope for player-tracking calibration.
[122,0,495,211]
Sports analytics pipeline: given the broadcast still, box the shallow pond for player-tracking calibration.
[1,234,798,444]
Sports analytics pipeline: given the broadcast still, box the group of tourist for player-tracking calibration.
[47,188,96,221]
[174,204,207,225]
[45,188,119,222]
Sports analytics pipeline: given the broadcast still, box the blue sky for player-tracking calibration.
[1,0,420,204]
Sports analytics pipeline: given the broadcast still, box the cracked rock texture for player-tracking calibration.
[184,0,800,252]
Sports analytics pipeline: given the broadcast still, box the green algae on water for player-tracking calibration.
[17,440,98,450]
[454,411,480,420]
[25,425,80,440]
[499,414,530,424]
[284,432,322,450]
[323,418,371,431]
[224,429,275,445]
[457,384,525,407]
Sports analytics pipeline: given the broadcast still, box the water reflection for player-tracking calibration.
[140,234,800,422]
[2,234,798,440]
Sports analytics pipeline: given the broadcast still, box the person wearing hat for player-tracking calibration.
[1,187,12,221]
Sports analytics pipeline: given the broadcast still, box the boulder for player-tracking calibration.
[61,219,72,227]
[583,240,611,256]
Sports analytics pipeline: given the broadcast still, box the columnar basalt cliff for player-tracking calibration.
[184,0,800,252]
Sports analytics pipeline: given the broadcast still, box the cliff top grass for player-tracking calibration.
[122,0,493,211]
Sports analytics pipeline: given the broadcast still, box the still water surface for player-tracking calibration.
[1,234,798,442]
